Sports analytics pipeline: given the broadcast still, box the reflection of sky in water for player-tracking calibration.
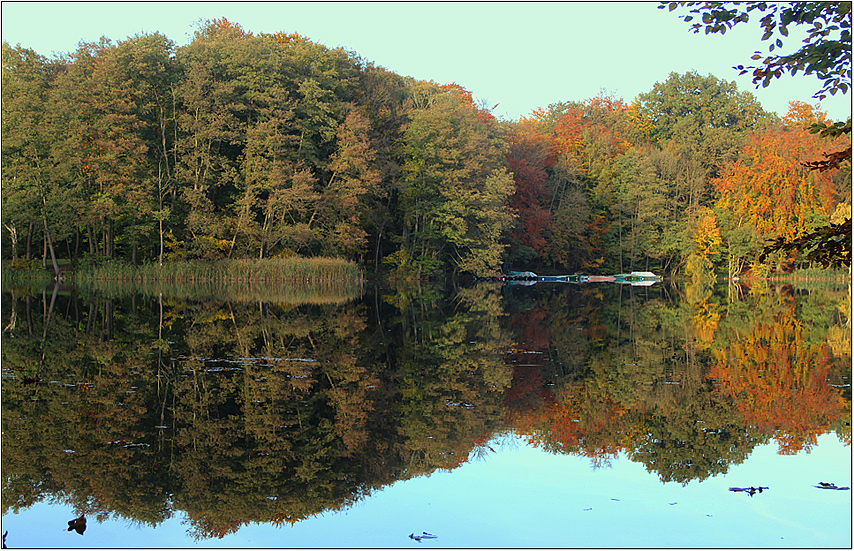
[3,433,850,548]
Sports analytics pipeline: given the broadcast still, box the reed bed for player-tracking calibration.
[73,278,363,305]
[764,268,851,292]
[75,257,363,285]
[769,267,852,281]
[1,259,55,286]
[1,269,53,287]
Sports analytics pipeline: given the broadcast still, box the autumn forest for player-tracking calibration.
[2,7,852,542]
[2,15,851,280]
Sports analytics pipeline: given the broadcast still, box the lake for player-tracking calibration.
[1,277,850,548]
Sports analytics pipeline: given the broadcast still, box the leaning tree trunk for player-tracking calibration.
[42,214,61,280]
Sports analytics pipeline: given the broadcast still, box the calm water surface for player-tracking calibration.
[1,277,850,547]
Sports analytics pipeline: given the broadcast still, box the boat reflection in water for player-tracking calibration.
[487,270,663,286]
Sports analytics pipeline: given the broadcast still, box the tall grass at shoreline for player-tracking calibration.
[73,278,363,305]
[74,257,363,284]
[1,259,54,286]
[768,267,852,281]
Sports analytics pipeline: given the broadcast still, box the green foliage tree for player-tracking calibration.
[397,90,515,277]
[635,70,774,183]
[632,71,775,275]
[48,38,154,263]
[112,32,181,265]
[1,43,69,274]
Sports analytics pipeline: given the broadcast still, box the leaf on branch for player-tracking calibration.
[800,146,852,172]
[759,218,852,268]
[809,120,850,144]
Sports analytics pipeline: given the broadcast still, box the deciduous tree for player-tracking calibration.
[714,103,844,246]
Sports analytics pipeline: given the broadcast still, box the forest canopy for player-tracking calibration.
[2,16,851,278]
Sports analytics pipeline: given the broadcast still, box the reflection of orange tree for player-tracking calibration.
[683,278,721,349]
[523,366,761,486]
[524,382,630,468]
[708,310,849,454]
[691,297,720,347]
[504,363,549,420]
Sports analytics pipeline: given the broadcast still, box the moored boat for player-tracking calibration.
[484,271,659,285]
[614,271,661,282]
[507,271,538,280]
[580,275,617,282]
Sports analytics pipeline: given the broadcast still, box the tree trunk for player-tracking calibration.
[159,218,164,267]
[374,225,384,272]
[42,280,60,342]
[42,214,61,280]
[618,209,624,274]
[88,225,96,255]
[6,222,18,260]
[25,296,33,336]
[86,301,95,335]
[26,222,33,260]
[106,219,114,259]
[104,299,113,341]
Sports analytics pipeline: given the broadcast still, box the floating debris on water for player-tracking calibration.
[409,532,437,542]
[67,516,86,535]
[815,482,850,490]
[107,440,150,449]
[729,486,768,496]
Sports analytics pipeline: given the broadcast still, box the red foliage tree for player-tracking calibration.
[505,119,555,252]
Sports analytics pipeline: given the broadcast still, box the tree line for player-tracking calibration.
[2,16,850,278]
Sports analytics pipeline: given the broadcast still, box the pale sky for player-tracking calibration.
[1,1,851,122]
[1,433,850,547]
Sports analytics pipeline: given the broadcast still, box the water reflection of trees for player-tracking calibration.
[502,280,851,484]
[708,287,851,454]
[1,279,849,537]
[1,281,511,539]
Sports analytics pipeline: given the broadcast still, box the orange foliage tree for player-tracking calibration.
[714,102,845,243]
[549,106,588,169]
[440,82,497,126]
[207,17,253,38]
